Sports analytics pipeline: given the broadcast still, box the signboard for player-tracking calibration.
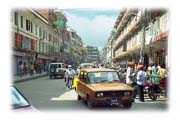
[37,54,49,59]
[145,35,152,45]
[13,51,26,56]
[58,18,65,29]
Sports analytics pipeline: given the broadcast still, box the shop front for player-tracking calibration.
[12,50,35,75]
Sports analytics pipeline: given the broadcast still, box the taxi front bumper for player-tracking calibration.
[90,97,134,106]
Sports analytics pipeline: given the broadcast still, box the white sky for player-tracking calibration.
[63,9,119,52]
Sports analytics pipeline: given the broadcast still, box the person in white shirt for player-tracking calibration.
[136,65,147,102]
[126,62,134,86]
[64,65,68,82]
[65,65,76,88]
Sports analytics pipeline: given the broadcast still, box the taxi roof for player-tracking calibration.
[81,68,116,72]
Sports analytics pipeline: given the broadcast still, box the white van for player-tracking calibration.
[48,62,66,79]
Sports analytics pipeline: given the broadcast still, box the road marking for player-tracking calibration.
[135,97,167,104]
[50,90,77,101]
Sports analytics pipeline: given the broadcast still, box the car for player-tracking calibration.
[11,86,34,110]
[73,68,134,108]
[48,62,66,79]
[76,63,94,73]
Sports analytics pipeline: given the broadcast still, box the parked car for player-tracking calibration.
[11,86,34,110]
[73,68,134,108]
[48,62,66,79]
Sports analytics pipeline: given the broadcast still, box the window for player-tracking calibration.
[35,25,37,35]
[20,16,23,28]
[30,22,33,33]
[14,12,18,25]
[26,19,30,31]
[45,31,48,40]
[39,27,42,38]
[43,30,45,39]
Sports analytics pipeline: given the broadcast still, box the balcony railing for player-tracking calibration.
[113,11,143,51]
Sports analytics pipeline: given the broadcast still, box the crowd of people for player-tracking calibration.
[123,62,167,102]
[18,61,43,77]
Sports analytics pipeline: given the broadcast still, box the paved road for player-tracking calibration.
[14,76,168,111]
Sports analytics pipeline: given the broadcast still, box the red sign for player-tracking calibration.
[154,31,168,42]
[31,39,36,50]
[15,33,22,48]
[37,54,49,59]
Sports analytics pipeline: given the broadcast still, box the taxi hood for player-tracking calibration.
[87,82,133,92]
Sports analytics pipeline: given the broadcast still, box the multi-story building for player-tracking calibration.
[65,27,83,67]
[104,29,117,68]
[81,47,88,63]
[53,10,68,63]
[11,9,67,75]
[86,46,100,64]
[109,8,168,69]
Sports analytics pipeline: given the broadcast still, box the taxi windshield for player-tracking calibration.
[88,71,120,83]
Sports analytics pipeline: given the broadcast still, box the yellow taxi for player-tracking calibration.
[73,68,134,108]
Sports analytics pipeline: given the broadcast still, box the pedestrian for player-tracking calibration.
[65,65,76,88]
[157,64,161,71]
[30,62,34,76]
[157,64,166,78]
[64,65,68,82]
[92,63,98,68]
[18,61,23,77]
[126,62,134,86]
[38,63,42,74]
[34,62,38,74]
[147,64,152,75]
[136,65,147,102]
[152,64,158,75]
[23,62,27,76]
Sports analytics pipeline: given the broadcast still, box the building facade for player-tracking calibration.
[11,9,67,75]
[108,8,168,69]
[65,28,83,67]
[86,46,100,64]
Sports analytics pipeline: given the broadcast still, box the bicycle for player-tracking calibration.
[66,75,74,89]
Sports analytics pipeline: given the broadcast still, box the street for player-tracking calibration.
[14,76,167,111]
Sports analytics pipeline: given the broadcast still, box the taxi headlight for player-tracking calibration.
[96,92,104,97]
[124,91,131,96]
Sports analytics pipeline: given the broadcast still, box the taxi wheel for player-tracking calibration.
[77,95,81,100]
[123,103,132,109]
[86,96,93,108]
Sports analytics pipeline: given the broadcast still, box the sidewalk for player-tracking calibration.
[13,72,48,83]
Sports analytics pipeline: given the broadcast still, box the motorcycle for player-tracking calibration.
[146,77,166,100]
[67,75,74,89]
[134,76,167,101]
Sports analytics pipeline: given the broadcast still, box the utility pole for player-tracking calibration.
[110,29,116,67]
[139,9,146,65]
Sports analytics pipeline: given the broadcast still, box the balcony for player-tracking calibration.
[113,11,144,51]
[113,44,141,60]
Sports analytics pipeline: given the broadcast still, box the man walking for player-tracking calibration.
[136,65,147,102]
